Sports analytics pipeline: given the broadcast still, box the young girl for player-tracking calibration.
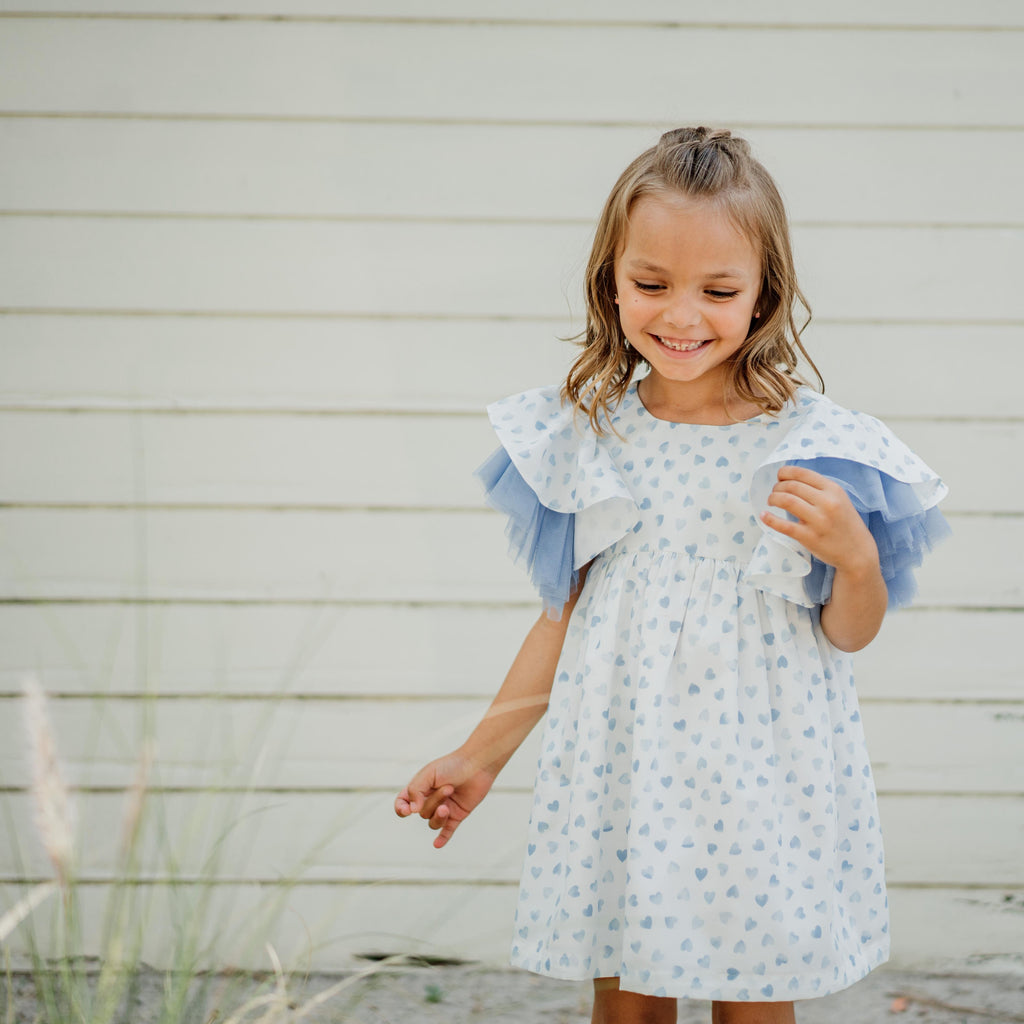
[395,127,948,1024]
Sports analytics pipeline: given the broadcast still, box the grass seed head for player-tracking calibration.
[22,675,76,889]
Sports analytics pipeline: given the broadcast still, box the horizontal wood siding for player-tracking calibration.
[1,413,1020,511]
[2,3,1023,26]
[1,21,1021,126]
[0,7,1020,975]
[3,219,1023,320]
[0,605,1019,700]
[1,698,1023,794]
[0,509,1017,607]
[1,880,1018,972]
[5,791,1023,886]
[3,121,1022,225]
[1,317,1021,419]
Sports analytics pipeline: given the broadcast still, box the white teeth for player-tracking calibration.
[658,336,707,352]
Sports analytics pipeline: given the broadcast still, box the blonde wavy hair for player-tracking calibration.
[563,126,821,432]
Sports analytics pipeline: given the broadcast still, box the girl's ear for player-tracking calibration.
[614,294,619,304]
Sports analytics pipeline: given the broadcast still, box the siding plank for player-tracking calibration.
[1,21,1021,126]
[3,3,1023,27]
[0,698,1020,793]
[0,509,1008,606]
[0,413,1015,513]
[2,4,1023,28]
[854,610,1022,702]
[0,879,524,970]
[2,219,1022,322]
[1,606,1016,702]
[3,120,1021,225]
[0,317,1018,420]
[0,881,1019,971]
[0,411,497,510]
[0,603,535,698]
[3,791,1021,887]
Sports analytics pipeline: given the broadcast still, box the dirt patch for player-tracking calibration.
[4,964,1024,1023]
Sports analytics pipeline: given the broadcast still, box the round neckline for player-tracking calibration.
[628,379,776,428]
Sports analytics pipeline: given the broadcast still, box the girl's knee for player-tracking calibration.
[712,1000,796,1024]
[592,979,677,1024]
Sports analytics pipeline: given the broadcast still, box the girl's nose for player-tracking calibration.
[664,298,701,328]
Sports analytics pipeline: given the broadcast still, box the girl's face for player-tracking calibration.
[614,193,761,402]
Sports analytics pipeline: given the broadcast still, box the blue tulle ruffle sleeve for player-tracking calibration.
[476,447,577,617]
[747,391,950,611]
[793,458,952,609]
[477,385,640,617]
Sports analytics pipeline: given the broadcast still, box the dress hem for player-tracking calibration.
[509,942,890,1002]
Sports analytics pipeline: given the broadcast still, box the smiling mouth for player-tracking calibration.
[654,335,711,352]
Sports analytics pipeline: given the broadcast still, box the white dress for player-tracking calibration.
[479,381,948,1002]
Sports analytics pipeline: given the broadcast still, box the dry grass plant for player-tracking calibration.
[1,668,377,1024]
[0,432,429,1022]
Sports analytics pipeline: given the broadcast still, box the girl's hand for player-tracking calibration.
[762,464,888,651]
[394,749,497,849]
[761,464,878,576]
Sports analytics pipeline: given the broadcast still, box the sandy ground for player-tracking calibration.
[5,963,1024,1023]
[336,965,1024,1023]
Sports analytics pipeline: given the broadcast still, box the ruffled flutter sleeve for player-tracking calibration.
[476,386,639,616]
[747,393,950,610]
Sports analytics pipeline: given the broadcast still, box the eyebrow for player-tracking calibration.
[625,260,748,280]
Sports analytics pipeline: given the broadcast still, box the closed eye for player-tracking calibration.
[706,289,739,299]
[633,281,664,292]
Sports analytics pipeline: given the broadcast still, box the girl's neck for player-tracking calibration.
[636,373,763,426]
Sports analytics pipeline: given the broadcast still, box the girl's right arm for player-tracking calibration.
[394,564,589,849]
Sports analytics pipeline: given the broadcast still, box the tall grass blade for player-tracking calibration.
[0,884,56,945]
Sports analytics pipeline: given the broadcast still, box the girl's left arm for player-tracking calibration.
[761,464,888,652]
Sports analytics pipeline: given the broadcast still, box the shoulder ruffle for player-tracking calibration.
[747,391,950,610]
[477,385,639,615]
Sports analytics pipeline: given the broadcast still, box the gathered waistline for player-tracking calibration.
[600,539,756,575]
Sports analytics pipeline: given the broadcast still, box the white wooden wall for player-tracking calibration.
[1,3,1022,974]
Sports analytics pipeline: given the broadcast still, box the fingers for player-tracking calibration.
[775,464,826,486]
[394,779,428,817]
[765,466,847,529]
[764,488,817,523]
[768,470,829,512]
[760,508,792,532]
[394,785,453,820]
[394,778,453,819]
[432,811,461,849]
[762,466,877,575]
[393,754,478,850]
[395,781,462,849]
[762,483,817,536]
[418,785,455,821]
[406,793,459,849]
